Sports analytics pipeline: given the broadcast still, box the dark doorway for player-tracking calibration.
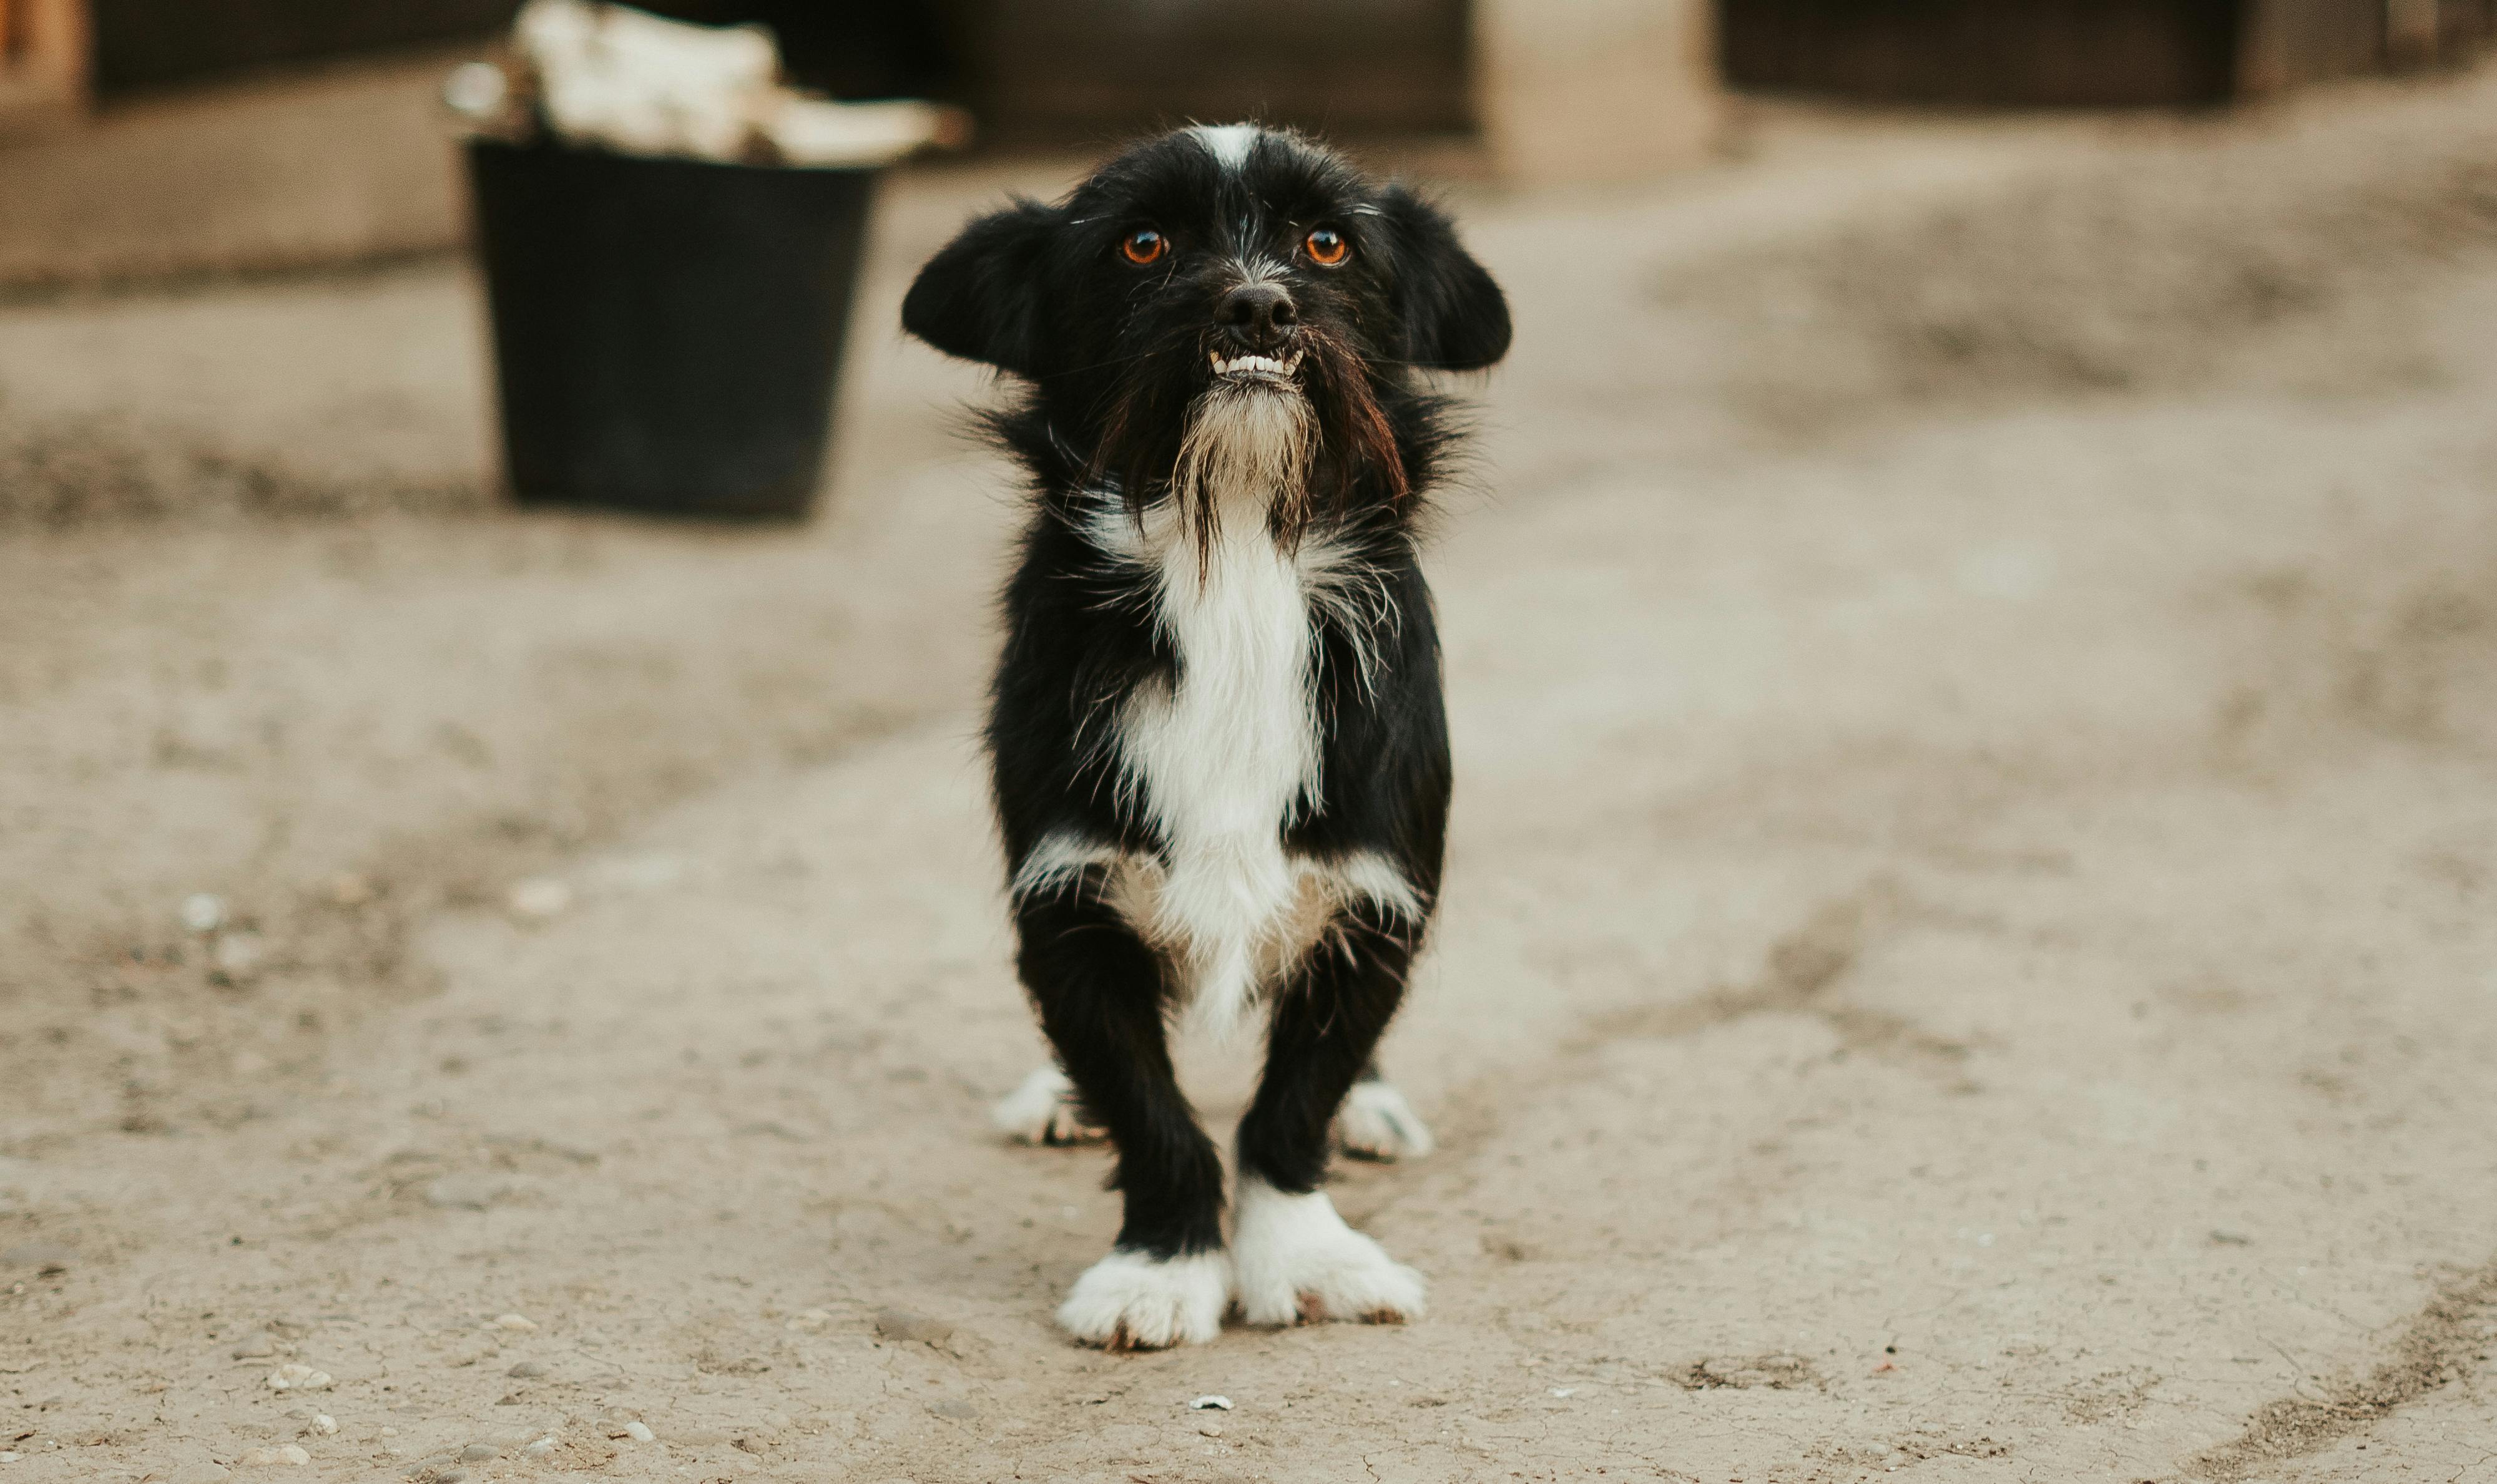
[89,0,961,102]
[1719,0,2245,107]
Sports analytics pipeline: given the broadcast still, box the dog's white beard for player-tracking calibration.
[1172,380,1312,544]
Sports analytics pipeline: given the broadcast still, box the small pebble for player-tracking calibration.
[1189,1395,1232,1410]
[929,1400,976,1422]
[213,932,266,975]
[1197,1422,1222,1438]
[523,1437,556,1457]
[506,1360,547,1379]
[493,1312,537,1331]
[379,1428,398,1438]
[180,894,227,934]
[506,877,572,920]
[622,1422,654,1443]
[229,1333,277,1359]
[267,1363,331,1392]
[0,1452,19,1463]
[1549,1387,1577,1399]
[311,1416,335,1435]
[460,1444,499,1462]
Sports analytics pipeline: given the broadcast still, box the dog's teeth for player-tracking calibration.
[1210,351,1299,377]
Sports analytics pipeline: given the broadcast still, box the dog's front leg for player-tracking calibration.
[1014,889,1229,1350]
[1232,903,1427,1327]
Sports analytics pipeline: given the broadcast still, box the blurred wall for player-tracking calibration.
[91,0,519,93]
[79,0,1468,137]
[87,0,950,100]
[1722,0,2495,106]
[969,0,1471,142]
[0,52,468,291]
[1722,0,2243,105]
[2240,0,2389,89]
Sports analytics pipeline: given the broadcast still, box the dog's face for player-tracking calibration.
[903,125,1509,522]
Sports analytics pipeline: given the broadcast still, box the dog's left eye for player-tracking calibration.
[1303,227,1349,266]
[1121,228,1166,265]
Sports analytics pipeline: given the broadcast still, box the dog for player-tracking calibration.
[901,122,1509,1349]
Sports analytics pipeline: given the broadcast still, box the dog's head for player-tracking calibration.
[903,124,1509,536]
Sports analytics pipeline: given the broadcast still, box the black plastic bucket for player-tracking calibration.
[466,137,876,520]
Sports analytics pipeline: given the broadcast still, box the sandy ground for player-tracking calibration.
[5,65,2497,1484]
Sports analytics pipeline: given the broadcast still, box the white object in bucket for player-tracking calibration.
[510,0,954,167]
[765,97,960,168]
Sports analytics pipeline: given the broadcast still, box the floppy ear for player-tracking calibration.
[901,198,1056,378]
[1380,185,1511,372]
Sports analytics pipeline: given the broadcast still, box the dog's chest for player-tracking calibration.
[1102,505,1325,1036]
[1117,518,1318,855]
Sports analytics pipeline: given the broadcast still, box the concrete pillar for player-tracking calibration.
[0,0,91,141]
[1474,0,1720,183]
[2386,0,2443,66]
[2238,0,2398,94]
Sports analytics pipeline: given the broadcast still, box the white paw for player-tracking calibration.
[991,1067,1106,1146]
[1335,1080,1436,1161]
[1230,1176,1425,1328]
[1057,1249,1230,1350]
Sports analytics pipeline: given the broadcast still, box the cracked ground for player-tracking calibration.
[4,61,2497,1484]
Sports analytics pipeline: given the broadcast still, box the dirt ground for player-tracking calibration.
[5,63,2497,1484]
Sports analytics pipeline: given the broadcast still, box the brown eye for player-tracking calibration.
[1121,228,1165,265]
[1304,227,1348,266]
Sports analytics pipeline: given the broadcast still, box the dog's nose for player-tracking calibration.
[1217,282,1298,347]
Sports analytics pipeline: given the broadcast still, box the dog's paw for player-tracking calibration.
[1230,1176,1425,1328]
[1057,1248,1230,1350]
[1334,1080,1436,1161]
[991,1067,1107,1146]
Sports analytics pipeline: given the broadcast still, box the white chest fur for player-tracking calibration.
[1112,497,1320,1040]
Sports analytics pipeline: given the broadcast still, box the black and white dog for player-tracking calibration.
[902,123,1509,1349]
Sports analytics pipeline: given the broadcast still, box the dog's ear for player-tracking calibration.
[902,198,1056,378]
[1379,185,1511,372]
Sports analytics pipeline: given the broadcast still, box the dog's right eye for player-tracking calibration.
[1121,228,1167,266]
